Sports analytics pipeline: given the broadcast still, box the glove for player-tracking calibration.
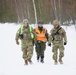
[48,43,51,47]
[19,34,23,39]
[64,42,67,45]
[16,40,19,45]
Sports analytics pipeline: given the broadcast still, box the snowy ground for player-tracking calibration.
[0,23,76,75]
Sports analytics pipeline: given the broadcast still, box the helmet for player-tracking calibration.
[38,20,44,24]
[53,20,59,25]
[23,19,29,24]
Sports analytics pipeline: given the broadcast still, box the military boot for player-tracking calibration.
[54,60,58,65]
[28,58,33,64]
[59,60,63,64]
[54,62,58,65]
[24,60,28,65]
[37,55,39,62]
[59,59,63,64]
[40,56,44,63]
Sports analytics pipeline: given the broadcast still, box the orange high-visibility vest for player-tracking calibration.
[35,27,47,42]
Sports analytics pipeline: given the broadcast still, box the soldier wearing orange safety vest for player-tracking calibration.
[34,21,48,63]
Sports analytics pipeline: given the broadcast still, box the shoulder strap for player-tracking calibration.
[29,26,35,39]
[29,26,33,32]
[57,27,61,32]
[20,25,24,34]
[54,27,61,35]
[52,27,62,41]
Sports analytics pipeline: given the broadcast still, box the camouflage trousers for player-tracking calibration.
[21,44,33,61]
[35,41,46,57]
[52,44,64,62]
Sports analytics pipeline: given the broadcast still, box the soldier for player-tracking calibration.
[15,19,35,65]
[48,20,67,65]
[34,21,48,63]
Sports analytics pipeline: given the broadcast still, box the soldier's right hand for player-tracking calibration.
[16,40,19,45]
[19,34,23,39]
[48,43,51,47]
[64,42,67,45]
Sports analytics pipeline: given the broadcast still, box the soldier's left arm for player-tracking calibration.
[32,28,37,43]
[62,28,67,43]
[45,30,49,41]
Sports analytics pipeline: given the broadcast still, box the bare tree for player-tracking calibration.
[14,0,20,22]
[59,0,61,24]
[32,0,37,24]
[53,0,58,20]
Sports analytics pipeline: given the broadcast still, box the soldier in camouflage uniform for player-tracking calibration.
[48,20,67,65]
[15,19,35,65]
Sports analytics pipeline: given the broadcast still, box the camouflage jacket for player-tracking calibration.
[48,26,67,45]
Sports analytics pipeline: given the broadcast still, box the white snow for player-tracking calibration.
[0,23,76,75]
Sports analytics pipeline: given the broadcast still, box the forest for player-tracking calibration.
[0,0,76,24]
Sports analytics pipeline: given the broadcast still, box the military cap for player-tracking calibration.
[38,20,44,24]
[53,20,59,25]
[23,19,29,24]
